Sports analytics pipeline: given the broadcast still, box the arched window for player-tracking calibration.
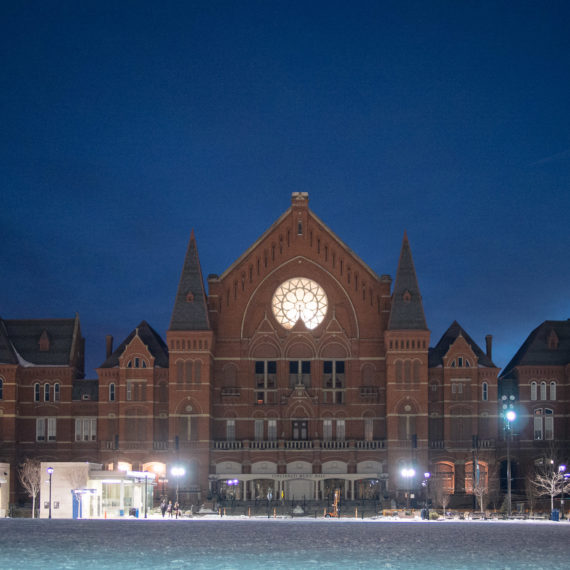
[109,383,116,402]
[413,360,420,384]
[0,378,3,400]
[176,361,184,385]
[44,383,50,402]
[185,361,193,384]
[530,381,537,401]
[404,360,411,384]
[550,381,556,401]
[54,383,60,402]
[195,360,202,384]
[482,382,488,401]
[395,361,403,383]
[540,381,547,400]
[34,382,40,402]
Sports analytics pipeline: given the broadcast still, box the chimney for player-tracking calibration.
[485,334,493,361]
[106,335,114,359]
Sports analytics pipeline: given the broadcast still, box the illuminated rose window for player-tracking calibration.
[272,278,328,330]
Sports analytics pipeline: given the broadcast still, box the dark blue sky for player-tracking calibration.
[2,1,569,377]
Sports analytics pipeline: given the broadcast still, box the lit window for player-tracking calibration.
[226,419,235,441]
[336,419,345,441]
[534,408,554,441]
[272,278,327,330]
[36,417,56,442]
[268,419,277,441]
[323,419,332,441]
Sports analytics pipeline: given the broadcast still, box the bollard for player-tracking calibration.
[355,508,358,519]
[248,507,251,518]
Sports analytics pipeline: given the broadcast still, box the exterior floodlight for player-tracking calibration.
[506,410,516,422]
[171,466,185,503]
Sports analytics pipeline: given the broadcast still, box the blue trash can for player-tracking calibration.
[119,509,124,517]
[551,509,559,521]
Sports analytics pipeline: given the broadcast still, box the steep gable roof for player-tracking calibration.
[500,319,570,378]
[388,233,427,330]
[429,320,495,368]
[170,230,211,331]
[0,316,81,367]
[99,321,169,368]
[218,193,381,283]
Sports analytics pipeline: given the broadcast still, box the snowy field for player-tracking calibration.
[1,517,569,569]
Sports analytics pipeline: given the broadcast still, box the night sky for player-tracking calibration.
[2,1,569,378]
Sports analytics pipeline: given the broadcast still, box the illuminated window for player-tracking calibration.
[255,360,277,404]
[272,278,327,330]
[75,417,97,441]
[226,419,235,441]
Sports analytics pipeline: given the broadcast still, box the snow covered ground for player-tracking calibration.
[0,516,569,569]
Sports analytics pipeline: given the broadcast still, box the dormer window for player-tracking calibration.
[186,291,195,303]
[39,330,50,352]
[547,329,559,350]
[451,357,470,368]
[402,290,412,303]
[127,358,147,369]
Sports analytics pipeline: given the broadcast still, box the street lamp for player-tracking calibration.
[505,408,516,518]
[46,467,54,519]
[171,466,185,503]
[559,465,566,520]
[144,471,149,519]
[401,468,416,509]
[501,394,516,518]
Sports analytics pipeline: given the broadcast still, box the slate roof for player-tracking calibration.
[388,233,428,330]
[0,316,81,367]
[429,320,496,368]
[99,320,169,368]
[169,231,211,331]
[72,379,99,401]
[500,319,570,378]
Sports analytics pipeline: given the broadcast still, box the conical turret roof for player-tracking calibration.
[169,231,210,331]
[388,233,427,330]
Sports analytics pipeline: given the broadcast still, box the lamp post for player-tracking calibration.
[401,468,415,509]
[46,467,54,519]
[505,409,516,518]
[144,471,149,519]
[171,466,185,504]
[559,465,566,520]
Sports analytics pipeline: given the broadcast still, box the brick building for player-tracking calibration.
[1,193,568,513]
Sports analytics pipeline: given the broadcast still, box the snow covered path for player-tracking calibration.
[1,518,569,569]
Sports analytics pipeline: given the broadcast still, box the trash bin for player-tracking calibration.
[551,509,559,521]
[119,509,124,517]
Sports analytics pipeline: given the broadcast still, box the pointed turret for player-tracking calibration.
[388,232,427,330]
[169,230,210,331]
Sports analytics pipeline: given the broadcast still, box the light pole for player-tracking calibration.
[171,466,185,504]
[559,465,566,520]
[46,467,54,519]
[144,471,149,519]
[401,468,415,509]
[505,409,516,518]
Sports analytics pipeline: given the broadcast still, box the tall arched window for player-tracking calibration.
[404,360,411,384]
[550,381,556,401]
[195,360,202,384]
[530,381,537,401]
[44,383,50,402]
[34,382,40,402]
[395,361,403,383]
[540,381,547,400]
[109,383,116,402]
[54,382,60,402]
[413,360,420,384]
[185,361,193,384]
[0,378,3,400]
[176,361,184,385]
[482,382,488,401]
